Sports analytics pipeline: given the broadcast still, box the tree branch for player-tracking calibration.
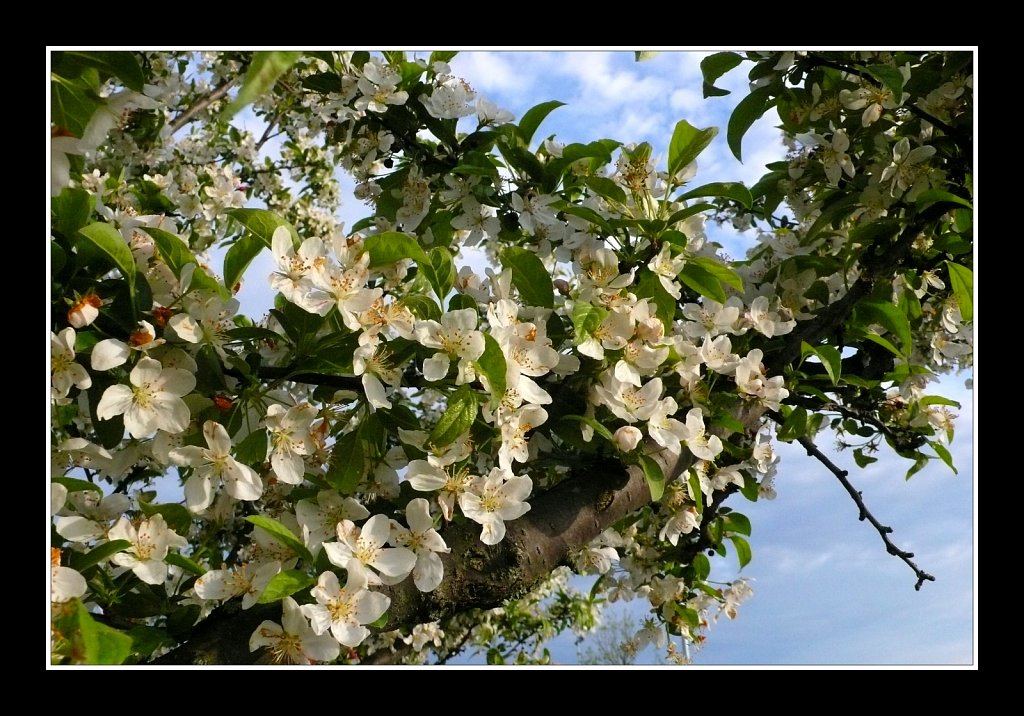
[170,77,240,134]
[803,52,969,145]
[792,432,935,590]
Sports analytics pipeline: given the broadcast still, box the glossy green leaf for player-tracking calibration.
[637,454,666,502]
[688,470,704,515]
[571,302,606,343]
[227,208,297,246]
[326,431,365,495]
[689,256,743,292]
[801,341,842,385]
[916,189,972,212]
[422,246,455,303]
[78,222,136,296]
[946,262,973,323]
[701,52,743,97]
[561,414,615,444]
[728,86,771,161]
[729,535,752,569]
[500,247,554,308]
[246,515,313,564]
[931,441,957,475]
[364,231,428,267]
[668,120,719,179]
[234,428,269,468]
[165,552,206,577]
[517,100,565,146]
[679,261,727,303]
[918,395,961,409]
[70,539,132,573]
[225,51,302,119]
[583,176,627,205]
[855,300,912,356]
[477,334,507,400]
[634,270,677,327]
[52,188,93,239]
[692,553,711,581]
[51,74,102,137]
[778,406,808,442]
[725,511,752,536]
[258,569,315,604]
[58,51,146,92]
[75,601,132,665]
[677,181,753,208]
[429,385,477,448]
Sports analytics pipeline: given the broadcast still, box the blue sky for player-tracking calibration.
[231,50,976,665]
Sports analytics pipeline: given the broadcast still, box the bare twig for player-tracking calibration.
[170,76,240,134]
[793,432,935,590]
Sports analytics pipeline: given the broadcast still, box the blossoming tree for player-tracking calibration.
[49,50,973,664]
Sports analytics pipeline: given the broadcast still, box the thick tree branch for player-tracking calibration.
[793,432,935,590]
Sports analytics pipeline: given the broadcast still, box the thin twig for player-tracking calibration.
[170,77,240,134]
[793,432,935,590]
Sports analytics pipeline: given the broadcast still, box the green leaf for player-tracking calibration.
[692,553,711,581]
[517,100,565,146]
[677,181,753,209]
[448,293,477,312]
[143,226,224,295]
[865,64,906,99]
[918,395,961,409]
[583,176,627,206]
[500,247,554,308]
[235,428,269,468]
[58,51,146,92]
[725,512,752,537]
[728,86,772,161]
[403,293,441,322]
[679,261,727,303]
[561,414,615,444]
[477,334,507,401]
[78,222,136,297]
[164,552,206,577]
[801,341,842,385]
[689,256,744,292]
[931,441,958,475]
[778,406,808,442]
[137,502,192,536]
[667,120,719,179]
[258,569,316,604]
[69,539,132,573]
[729,535,752,569]
[853,447,878,468]
[946,262,973,323]
[224,209,296,291]
[127,625,173,659]
[422,246,455,303]
[246,515,314,564]
[701,52,743,97]
[51,74,102,137]
[52,476,103,494]
[326,431,365,494]
[854,299,912,356]
[637,454,666,502]
[227,208,297,246]
[688,470,704,515]
[429,385,478,448]
[634,270,677,327]
[571,302,606,343]
[224,51,302,119]
[52,188,93,238]
[75,602,132,665]
[363,231,428,267]
[861,332,903,359]
[915,189,973,212]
